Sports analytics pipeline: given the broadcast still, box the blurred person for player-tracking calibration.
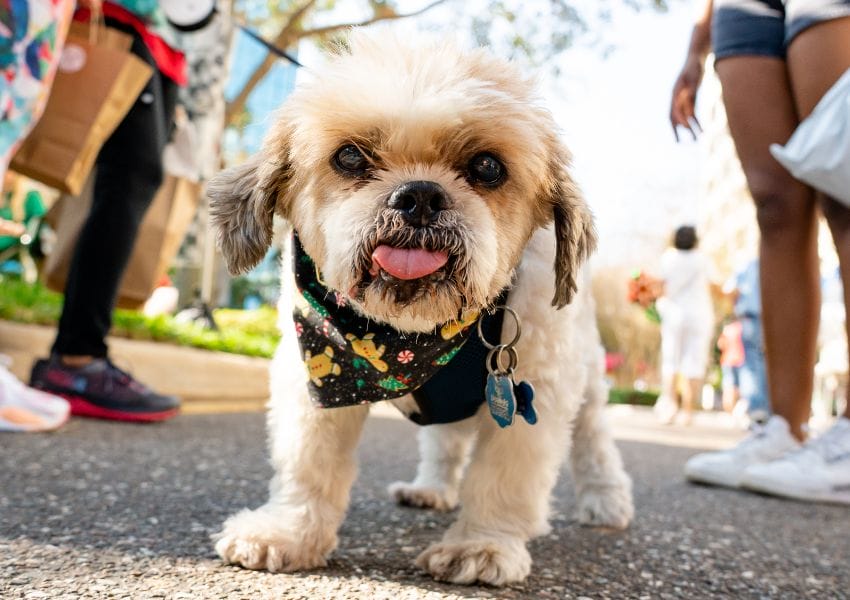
[723,258,770,424]
[653,225,717,426]
[671,0,850,504]
[28,0,184,422]
[717,318,744,413]
[0,0,77,431]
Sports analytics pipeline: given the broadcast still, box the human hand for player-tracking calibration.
[669,56,704,142]
[0,219,25,238]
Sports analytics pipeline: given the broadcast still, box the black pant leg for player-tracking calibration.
[52,26,178,357]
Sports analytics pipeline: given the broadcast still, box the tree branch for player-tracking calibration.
[286,0,320,31]
[299,0,449,38]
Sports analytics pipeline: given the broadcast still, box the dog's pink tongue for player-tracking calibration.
[372,245,448,280]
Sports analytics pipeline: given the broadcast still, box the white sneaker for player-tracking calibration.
[684,415,800,488]
[740,417,850,505]
[0,364,70,433]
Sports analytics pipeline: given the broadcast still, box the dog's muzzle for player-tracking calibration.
[350,181,467,304]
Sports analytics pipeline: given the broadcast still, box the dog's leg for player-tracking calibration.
[388,419,476,511]
[415,408,567,586]
[214,349,369,572]
[570,375,634,529]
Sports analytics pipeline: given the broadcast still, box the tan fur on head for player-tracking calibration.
[207,28,595,328]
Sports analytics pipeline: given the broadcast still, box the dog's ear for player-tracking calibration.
[207,128,293,275]
[547,150,597,309]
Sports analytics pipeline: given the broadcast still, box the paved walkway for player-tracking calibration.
[1,406,847,599]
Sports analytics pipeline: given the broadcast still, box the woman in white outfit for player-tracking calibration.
[654,225,716,425]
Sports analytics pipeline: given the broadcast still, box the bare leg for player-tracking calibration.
[663,373,680,408]
[786,16,850,420]
[722,380,740,413]
[682,377,701,416]
[715,57,819,441]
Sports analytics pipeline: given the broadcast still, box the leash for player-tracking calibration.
[237,25,304,68]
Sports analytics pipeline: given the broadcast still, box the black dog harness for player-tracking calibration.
[292,234,506,425]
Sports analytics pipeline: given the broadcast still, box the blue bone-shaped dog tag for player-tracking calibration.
[486,372,516,428]
[514,380,537,425]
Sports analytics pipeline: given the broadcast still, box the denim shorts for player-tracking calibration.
[713,0,850,60]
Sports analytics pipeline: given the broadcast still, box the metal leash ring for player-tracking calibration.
[486,344,518,375]
[477,305,522,350]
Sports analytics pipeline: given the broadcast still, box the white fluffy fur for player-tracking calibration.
[211,29,633,587]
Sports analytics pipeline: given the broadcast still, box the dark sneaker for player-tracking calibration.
[30,357,180,422]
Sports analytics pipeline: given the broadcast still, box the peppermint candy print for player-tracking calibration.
[397,350,415,364]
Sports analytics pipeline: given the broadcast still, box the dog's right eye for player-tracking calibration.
[468,153,505,186]
[333,144,369,175]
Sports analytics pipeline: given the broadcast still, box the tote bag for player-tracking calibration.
[11,22,153,195]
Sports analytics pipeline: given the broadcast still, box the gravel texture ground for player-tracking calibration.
[1,409,848,599]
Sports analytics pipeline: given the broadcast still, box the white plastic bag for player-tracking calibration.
[770,67,850,206]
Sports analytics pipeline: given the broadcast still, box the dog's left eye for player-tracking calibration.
[468,153,505,185]
[333,144,369,175]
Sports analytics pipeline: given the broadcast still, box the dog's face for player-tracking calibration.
[209,31,595,332]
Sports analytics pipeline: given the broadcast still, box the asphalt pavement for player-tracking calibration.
[1,407,848,599]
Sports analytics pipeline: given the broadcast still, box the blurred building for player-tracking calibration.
[695,60,758,281]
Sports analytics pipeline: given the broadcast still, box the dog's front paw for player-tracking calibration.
[415,537,531,586]
[576,483,634,529]
[388,481,458,511]
[213,506,335,572]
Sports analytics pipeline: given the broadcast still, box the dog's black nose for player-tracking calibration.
[387,181,452,227]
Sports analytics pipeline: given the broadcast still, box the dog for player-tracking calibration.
[207,29,633,586]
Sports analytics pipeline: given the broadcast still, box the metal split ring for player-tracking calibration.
[486,344,518,375]
[477,305,522,350]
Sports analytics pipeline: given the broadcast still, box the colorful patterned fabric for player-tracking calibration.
[0,0,74,171]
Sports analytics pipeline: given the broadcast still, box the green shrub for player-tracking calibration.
[608,387,659,406]
[0,277,279,358]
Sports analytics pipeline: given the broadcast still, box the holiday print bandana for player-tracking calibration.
[293,234,489,410]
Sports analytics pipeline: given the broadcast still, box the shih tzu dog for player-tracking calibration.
[208,29,633,586]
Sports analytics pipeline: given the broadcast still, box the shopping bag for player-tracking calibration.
[770,67,850,206]
[43,173,201,309]
[10,22,153,195]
